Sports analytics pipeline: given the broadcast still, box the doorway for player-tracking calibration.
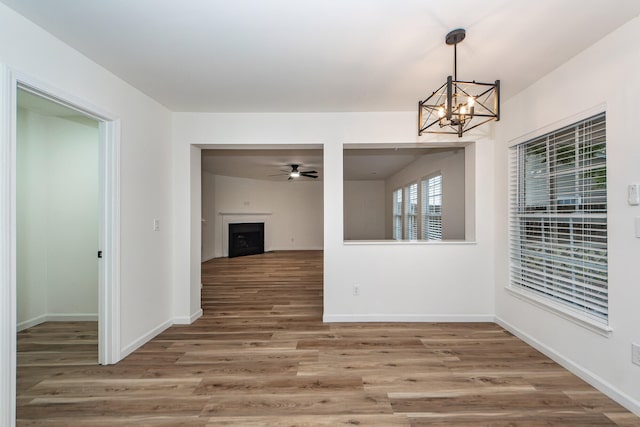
[0,71,121,426]
[16,88,100,364]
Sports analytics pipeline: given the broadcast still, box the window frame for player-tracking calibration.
[508,111,610,335]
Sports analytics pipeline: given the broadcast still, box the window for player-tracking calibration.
[509,113,607,322]
[422,174,442,240]
[405,183,418,239]
[343,145,470,242]
[392,188,403,240]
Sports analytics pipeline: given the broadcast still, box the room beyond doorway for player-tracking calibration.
[16,89,100,342]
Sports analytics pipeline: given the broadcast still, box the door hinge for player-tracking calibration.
[97,250,103,259]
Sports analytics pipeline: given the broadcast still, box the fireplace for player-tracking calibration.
[228,222,264,258]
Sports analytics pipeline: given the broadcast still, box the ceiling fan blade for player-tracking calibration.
[288,176,293,181]
[300,172,318,177]
[301,170,318,174]
[268,173,289,176]
[302,174,318,179]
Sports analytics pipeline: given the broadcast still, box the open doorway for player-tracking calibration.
[199,146,324,320]
[16,88,100,367]
[1,72,122,425]
[201,148,324,260]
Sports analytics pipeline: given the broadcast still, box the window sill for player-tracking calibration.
[343,239,475,245]
[505,286,612,337]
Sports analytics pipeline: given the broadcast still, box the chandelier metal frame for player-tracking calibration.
[418,29,500,137]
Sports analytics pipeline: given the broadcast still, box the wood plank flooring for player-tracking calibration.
[17,250,640,426]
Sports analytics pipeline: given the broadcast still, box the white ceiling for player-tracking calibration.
[3,0,640,112]
[7,1,639,180]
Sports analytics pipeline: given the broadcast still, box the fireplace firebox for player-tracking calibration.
[228,222,264,258]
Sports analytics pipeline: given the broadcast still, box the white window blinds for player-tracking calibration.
[393,188,403,240]
[509,112,608,322]
[406,183,418,239]
[422,174,442,240]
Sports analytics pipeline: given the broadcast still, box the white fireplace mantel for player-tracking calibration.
[219,212,272,216]
[219,212,272,257]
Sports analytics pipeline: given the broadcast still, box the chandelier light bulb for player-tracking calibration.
[460,105,467,115]
[468,97,475,107]
[438,107,445,118]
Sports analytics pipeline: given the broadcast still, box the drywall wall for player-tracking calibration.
[17,107,98,330]
[202,173,323,259]
[201,170,217,261]
[343,180,385,240]
[494,17,640,414]
[384,149,465,240]
[0,2,174,361]
[172,112,494,325]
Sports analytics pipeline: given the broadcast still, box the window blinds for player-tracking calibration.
[509,113,608,321]
[406,183,418,239]
[393,188,403,240]
[422,174,443,240]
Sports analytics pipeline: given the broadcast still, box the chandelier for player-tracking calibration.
[418,29,500,137]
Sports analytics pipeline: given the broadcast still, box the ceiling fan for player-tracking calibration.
[271,164,318,180]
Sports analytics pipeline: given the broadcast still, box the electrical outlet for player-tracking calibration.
[353,285,360,296]
[632,343,640,366]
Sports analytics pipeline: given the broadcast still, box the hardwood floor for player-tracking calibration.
[17,250,640,426]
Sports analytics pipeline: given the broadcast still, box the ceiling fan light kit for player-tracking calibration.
[286,164,318,180]
[418,28,500,137]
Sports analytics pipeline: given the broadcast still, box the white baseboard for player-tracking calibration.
[323,314,495,323]
[17,313,98,332]
[173,308,203,325]
[17,314,47,332]
[495,316,640,417]
[119,319,172,360]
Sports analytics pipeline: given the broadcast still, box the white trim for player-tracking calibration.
[119,320,172,360]
[505,286,612,337]
[16,314,47,332]
[0,63,16,427]
[98,118,121,365]
[507,103,606,148]
[219,212,272,216]
[323,314,495,323]
[343,240,474,245]
[495,316,640,417]
[1,67,122,427]
[17,314,99,332]
[11,72,122,366]
[173,309,203,325]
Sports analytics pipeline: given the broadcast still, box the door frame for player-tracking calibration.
[0,66,121,426]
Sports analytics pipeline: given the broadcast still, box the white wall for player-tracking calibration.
[343,180,385,240]
[384,149,465,240]
[494,17,640,414]
[201,173,323,259]
[0,2,174,360]
[172,112,496,325]
[17,107,98,330]
[201,170,217,261]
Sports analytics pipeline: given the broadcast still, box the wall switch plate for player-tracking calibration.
[633,343,640,366]
[628,184,640,205]
[353,285,360,296]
